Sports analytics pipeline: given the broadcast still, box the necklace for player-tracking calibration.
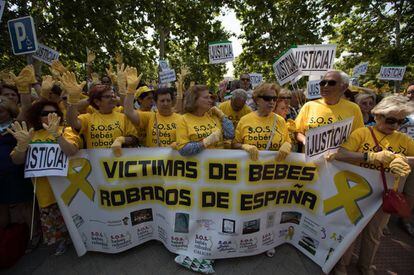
[372,128,389,152]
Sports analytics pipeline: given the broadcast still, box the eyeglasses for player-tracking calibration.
[320,80,337,87]
[241,78,250,81]
[100,94,116,99]
[61,96,68,100]
[383,116,407,125]
[40,110,57,117]
[258,95,277,102]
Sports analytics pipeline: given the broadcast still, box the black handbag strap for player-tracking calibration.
[368,127,388,191]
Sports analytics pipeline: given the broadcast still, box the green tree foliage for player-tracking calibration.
[232,0,324,81]
[0,1,230,87]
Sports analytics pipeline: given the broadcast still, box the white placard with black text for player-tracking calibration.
[378,66,406,81]
[293,44,336,75]
[32,43,60,65]
[25,143,69,178]
[208,41,234,64]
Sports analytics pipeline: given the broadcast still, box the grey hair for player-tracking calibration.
[326,70,350,85]
[371,94,414,117]
[354,92,376,105]
[231,89,247,101]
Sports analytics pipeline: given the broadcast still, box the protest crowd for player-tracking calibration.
[1,46,414,275]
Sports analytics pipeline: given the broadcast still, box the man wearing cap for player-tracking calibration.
[295,70,364,146]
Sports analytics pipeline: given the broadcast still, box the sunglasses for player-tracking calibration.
[40,110,57,117]
[258,95,277,102]
[383,116,407,125]
[320,80,337,87]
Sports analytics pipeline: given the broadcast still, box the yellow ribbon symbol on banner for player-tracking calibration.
[61,158,95,205]
[323,171,372,225]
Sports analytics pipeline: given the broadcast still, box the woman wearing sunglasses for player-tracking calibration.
[233,83,291,162]
[328,95,414,275]
[8,100,82,255]
[63,72,138,156]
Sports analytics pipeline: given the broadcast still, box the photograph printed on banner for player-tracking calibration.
[174,213,190,233]
[298,232,320,255]
[222,219,236,234]
[266,212,276,228]
[130,208,153,226]
[280,211,302,225]
[242,219,261,234]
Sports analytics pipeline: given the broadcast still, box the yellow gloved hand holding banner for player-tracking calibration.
[389,155,411,177]
[276,142,292,161]
[111,136,126,157]
[241,144,259,161]
[202,130,222,148]
[367,150,396,166]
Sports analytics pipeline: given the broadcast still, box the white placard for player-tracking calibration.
[159,69,176,84]
[306,80,321,99]
[249,73,263,88]
[159,60,170,72]
[273,48,302,86]
[352,62,368,77]
[209,41,234,64]
[0,0,5,22]
[293,44,336,75]
[24,143,69,178]
[305,117,354,162]
[32,43,60,65]
[378,66,406,81]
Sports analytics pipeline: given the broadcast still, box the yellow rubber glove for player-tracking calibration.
[115,52,123,64]
[209,106,226,119]
[91,72,100,85]
[170,142,178,150]
[125,66,143,94]
[276,142,292,161]
[14,65,37,94]
[6,121,34,152]
[202,130,222,148]
[116,63,127,95]
[111,136,125,157]
[389,155,411,177]
[87,50,96,65]
[175,81,183,99]
[51,60,69,75]
[105,64,117,85]
[241,144,259,161]
[367,150,396,166]
[42,113,62,139]
[61,72,86,104]
[0,70,16,86]
[40,75,54,99]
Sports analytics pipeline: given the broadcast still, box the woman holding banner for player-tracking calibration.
[176,84,234,156]
[233,83,292,162]
[8,100,82,255]
[328,94,414,275]
[63,71,138,156]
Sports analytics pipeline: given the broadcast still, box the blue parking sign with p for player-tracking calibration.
[8,16,38,55]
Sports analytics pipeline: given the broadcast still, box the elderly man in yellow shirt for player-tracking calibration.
[218,88,252,128]
[295,70,364,146]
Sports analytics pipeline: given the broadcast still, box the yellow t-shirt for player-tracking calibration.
[176,113,223,150]
[87,105,123,114]
[235,112,290,151]
[295,98,364,134]
[31,127,82,208]
[218,100,252,128]
[138,111,181,147]
[78,111,137,148]
[341,127,414,170]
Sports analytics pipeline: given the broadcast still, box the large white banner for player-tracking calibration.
[48,148,391,274]
[305,118,354,162]
[378,66,406,81]
[273,48,301,86]
[293,44,336,76]
[208,41,234,64]
[25,143,69,178]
